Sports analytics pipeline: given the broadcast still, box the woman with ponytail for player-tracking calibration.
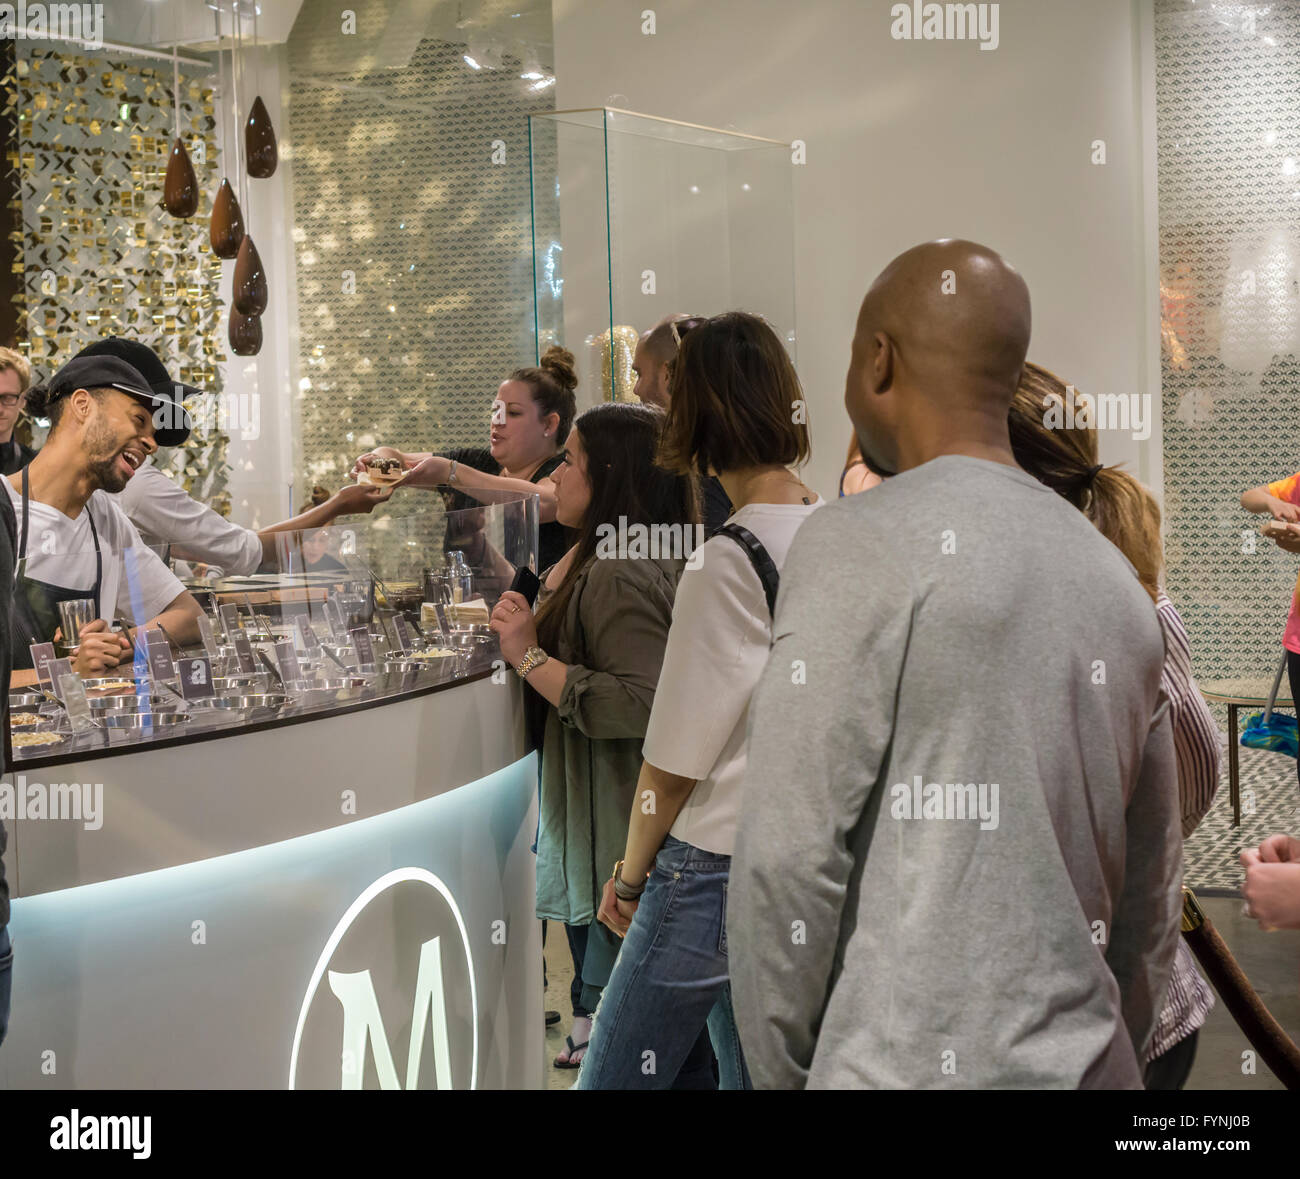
[1008,362,1219,1090]
[352,345,580,571]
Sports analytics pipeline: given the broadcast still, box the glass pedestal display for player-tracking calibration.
[528,108,795,403]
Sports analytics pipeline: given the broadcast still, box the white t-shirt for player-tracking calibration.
[643,498,823,855]
[4,478,185,625]
[114,459,264,577]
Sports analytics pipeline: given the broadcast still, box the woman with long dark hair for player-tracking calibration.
[1008,361,1218,1090]
[490,401,698,1070]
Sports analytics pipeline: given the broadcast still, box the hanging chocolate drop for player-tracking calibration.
[210,178,245,259]
[228,308,263,356]
[163,137,199,217]
[232,234,268,316]
[244,95,278,178]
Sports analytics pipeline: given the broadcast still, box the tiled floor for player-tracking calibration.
[543,922,580,1091]
[1186,897,1300,1089]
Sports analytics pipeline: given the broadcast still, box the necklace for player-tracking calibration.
[735,469,813,507]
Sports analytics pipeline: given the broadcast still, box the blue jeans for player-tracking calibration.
[0,925,11,1048]
[577,835,751,1090]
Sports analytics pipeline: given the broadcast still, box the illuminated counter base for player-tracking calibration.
[0,674,543,1090]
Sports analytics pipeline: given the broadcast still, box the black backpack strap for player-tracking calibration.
[716,523,779,619]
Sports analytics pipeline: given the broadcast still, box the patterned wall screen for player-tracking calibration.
[1156,0,1300,683]
[286,6,555,496]
[5,44,230,507]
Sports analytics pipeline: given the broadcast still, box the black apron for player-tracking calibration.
[10,466,102,670]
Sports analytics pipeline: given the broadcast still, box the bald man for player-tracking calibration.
[729,239,1181,1089]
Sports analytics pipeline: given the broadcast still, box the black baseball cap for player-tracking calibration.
[46,354,193,447]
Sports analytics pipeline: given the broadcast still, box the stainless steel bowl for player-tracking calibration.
[211,674,271,693]
[283,677,370,692]
[216,693,289,710]
[444,631,493,647]
[382,660,431,674]
[79,678,142,692]
[8,692,47,712]
[102,712,189,730]
[87,694,179,712]
[185,697,244,711]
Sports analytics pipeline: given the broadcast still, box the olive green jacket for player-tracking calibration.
[533,553,684,926]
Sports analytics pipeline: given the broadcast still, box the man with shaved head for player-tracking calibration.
[729,240,1181,1089]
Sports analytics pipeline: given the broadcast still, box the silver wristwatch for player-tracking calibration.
[516,646,548,678]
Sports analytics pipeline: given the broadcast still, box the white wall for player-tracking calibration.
[552,0,1161,501]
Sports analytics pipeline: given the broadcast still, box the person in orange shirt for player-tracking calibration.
[1241,471,1300,790]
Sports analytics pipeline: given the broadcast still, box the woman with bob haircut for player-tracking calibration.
[576,311,822,1090]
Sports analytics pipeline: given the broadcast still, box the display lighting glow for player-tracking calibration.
[530,76,555,91]
[544,241,563,299]
[463,55,481,70]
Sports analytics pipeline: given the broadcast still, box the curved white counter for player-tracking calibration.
[0,669,542,1090]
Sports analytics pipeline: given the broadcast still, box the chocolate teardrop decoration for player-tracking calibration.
[232,234,268,316]
[228,308,263,356]
[210,178,245,259]
[163,137,199,217]
[245,95,278,179]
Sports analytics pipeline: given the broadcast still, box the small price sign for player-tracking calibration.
[57,672,95,733]
[196,613,221,659]
[324,597,346,640]
[295,614,322,653]
[232,631,257,673]
[178,657,215,700]
[275,638,302,685]
[144,629,175,684]
[390,614,414,654]
[219,603,242,640]
[348,625,375,670]
[47,658,75,697]
[29,642,56,691]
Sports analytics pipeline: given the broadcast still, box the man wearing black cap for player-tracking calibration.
[78,337,393,576]
[5,353,203,684]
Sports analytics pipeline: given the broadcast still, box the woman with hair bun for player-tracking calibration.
[1008,360,1218,1091]
[352,345,579,571]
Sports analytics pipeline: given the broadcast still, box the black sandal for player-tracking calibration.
[553,1034,589,1069]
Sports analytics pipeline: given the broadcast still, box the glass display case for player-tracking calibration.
[7,492,537,763]
[528,107,795,402]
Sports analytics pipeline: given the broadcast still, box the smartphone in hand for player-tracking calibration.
[509,566,541,608]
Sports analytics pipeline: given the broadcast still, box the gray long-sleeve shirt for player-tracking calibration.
[729,456,1182,1089]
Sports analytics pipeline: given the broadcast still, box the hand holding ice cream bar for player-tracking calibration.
[357,456,408,487]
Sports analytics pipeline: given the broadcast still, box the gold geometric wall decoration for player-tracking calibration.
[6,44,231,509]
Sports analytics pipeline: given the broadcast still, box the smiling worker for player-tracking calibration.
[78,337,393,574]
[4,353,203,682]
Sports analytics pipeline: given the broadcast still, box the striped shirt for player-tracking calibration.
[1147,591,1219,1061]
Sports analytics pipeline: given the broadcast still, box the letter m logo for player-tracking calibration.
[328,936,454,1089]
